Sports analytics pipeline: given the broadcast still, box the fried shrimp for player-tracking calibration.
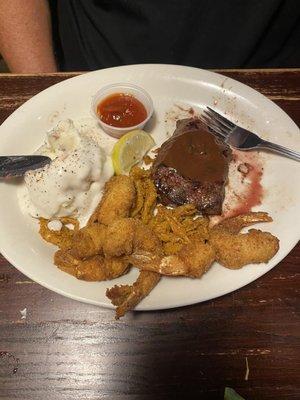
[211,229,279,269]
[88,175,136,226]
[70,223,107,259]
[127,212,278,277]
[129,238,215,278]
[38,159,280,319]
[54,250,129,281]
[210,212,279,269]
[106,271,161,319]
[103,218,163,258]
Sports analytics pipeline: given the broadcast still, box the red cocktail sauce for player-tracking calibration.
[97,93,147,128]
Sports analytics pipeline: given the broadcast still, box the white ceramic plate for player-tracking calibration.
[0,64,299,311]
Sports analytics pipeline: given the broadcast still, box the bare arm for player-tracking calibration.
[0,0,58,73]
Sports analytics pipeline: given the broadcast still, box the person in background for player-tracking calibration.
[0,0,299,73]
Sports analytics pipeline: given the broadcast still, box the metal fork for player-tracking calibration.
[201,107,300,161]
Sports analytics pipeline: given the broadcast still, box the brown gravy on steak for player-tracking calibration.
[152,118,232,214]
[153,123,230,183]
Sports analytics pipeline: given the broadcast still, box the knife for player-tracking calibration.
[0,155,52,178]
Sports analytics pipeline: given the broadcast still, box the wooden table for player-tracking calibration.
[0,69,299,400]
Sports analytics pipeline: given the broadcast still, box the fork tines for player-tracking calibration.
[200,107,234,139]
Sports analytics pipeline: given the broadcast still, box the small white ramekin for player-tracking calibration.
[91,83,154,138]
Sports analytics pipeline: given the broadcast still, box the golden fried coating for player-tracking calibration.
[88,175,136,226]
[211,229,279,269]
[103,218,163,258]
[106,271,161,319]
[101,257,130,280]
[70,223,107,259]
[210,212,279,269]
[54,250,129,281]
[215,212,272,234]
[140,178,157,224]
[128,211,279,276]
[39,217,79,250]
[54,248,80,276]
[131,178,144,217]
[77,256,129,281]
[130,166,157,224]
[133,219,163,254]
[149,204,210,255]
[172,238,214,277]
[130,164,151,180]
[103,218,135,257]
[106,284,132,307]
[39,160,280,319]
[129,238,214,278]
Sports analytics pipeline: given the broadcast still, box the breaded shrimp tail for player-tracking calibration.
[215,212,273,234]
[106,271,161,319]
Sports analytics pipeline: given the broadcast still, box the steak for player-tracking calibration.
[152,118,232,215]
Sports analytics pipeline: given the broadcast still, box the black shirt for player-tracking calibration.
[54,0,300,71]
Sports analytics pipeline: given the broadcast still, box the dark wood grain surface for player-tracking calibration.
[0,69,299,400]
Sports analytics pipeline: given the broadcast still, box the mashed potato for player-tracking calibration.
[19,119,113,222]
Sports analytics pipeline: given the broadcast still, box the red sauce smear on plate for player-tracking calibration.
[224,150,263,219]
[211,150,264,225]
[97,93,147,128]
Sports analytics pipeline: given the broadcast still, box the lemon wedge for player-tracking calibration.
[111,130,155,175]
